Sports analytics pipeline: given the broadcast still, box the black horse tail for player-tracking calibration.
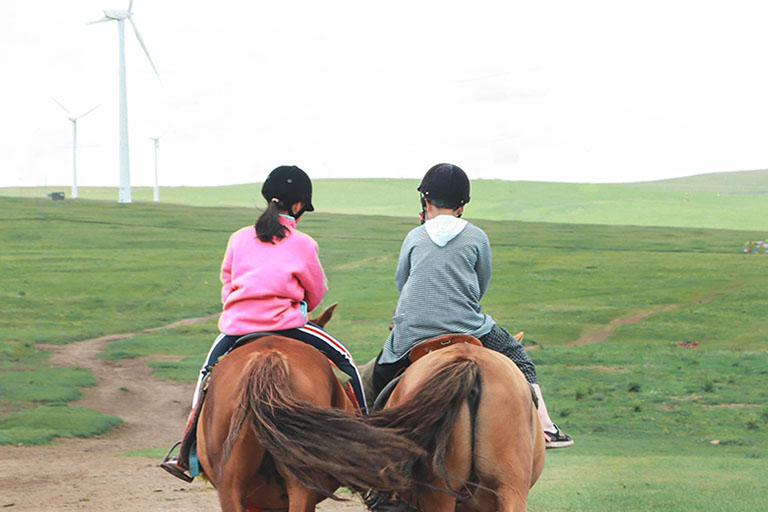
[220,351,421,498]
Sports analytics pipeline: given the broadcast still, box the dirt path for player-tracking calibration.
[0,318,366,511]
[565,287,739,347]
[566,303,680,346]
[0,286,742,510]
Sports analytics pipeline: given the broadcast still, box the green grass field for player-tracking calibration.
[4,168,767,231]
[1,192,766,511]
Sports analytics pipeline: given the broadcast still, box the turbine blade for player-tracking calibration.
[87,17,112,25]
[128,16,159,78]
[75,104,100,120]
[128,0,134,12]
[52,98,70,114]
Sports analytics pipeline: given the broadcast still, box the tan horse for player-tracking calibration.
[194,307,421,512]
[367,340,545,512]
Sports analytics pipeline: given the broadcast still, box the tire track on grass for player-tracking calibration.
[564,285,745,347]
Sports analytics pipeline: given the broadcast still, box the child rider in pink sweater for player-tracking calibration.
[161,165,367,482]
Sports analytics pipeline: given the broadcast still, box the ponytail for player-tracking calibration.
[255,200,288,243]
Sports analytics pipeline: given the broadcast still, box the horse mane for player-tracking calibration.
[366,356,482,497]
[221,349,421,499]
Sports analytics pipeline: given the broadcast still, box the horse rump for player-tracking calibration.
[221,350,421,499]
[366,356,482,499]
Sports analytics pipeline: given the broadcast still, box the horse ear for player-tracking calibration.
[311,303,338,328]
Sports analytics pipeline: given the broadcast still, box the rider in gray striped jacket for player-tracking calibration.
[372,163,573,449]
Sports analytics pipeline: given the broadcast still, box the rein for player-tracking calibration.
[372,374,403,412]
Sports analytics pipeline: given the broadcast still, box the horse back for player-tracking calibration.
[391,343,545,510]
[210,336,349,409]
[196,336,351,491]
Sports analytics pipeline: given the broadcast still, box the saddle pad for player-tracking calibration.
[408,334,482,364]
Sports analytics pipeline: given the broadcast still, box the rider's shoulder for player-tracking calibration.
[229,225,257,241]
[290,228,319,249]
[462,222,488,238]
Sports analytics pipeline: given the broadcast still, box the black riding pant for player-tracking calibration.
[196,322,368,414]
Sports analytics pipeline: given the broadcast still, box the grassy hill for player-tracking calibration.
[3,169,767,231]
[1,196,767,510]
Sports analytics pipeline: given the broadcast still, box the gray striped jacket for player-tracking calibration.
[379,220,495,364]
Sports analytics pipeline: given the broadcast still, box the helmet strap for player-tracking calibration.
[292,205,307,219]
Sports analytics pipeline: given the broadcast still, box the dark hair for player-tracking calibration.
[255,200,288,243]
[423,196,460,210]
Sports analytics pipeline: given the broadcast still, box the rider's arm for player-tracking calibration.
[475,231,492,298]
[394,237,412,293]
[297,239,328,312]
[220,233,235,304]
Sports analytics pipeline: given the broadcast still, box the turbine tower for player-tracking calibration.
[149,136,160,202]
[52,99,99,199]
[88,0,159,204]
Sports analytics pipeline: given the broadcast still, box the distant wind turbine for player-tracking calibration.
[52,99,99,199]
[88,0,159,204]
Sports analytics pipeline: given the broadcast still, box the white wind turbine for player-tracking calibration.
[88,0,159,204]
[52,99,99,199]
[149,135,161,202]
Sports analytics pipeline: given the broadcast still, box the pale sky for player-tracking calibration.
[2,0,767,188]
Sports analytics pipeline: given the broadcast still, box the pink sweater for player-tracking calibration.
[218,216,327,335]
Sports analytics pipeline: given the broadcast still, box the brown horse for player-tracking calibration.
[367,341,545,512]
[193,307,421,512]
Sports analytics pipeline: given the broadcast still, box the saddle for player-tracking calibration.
[372,332,537,411]
[372,334,483,412]
[407,333,483,363]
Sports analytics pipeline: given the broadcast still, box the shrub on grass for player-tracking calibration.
[718,439,750,446]
[0,341,38,364]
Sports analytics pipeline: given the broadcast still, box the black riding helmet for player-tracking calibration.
[261,165,315,217]
[417,163,471,209]
[417,164,470,223]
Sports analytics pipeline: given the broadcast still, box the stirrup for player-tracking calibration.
[159,440,193,483]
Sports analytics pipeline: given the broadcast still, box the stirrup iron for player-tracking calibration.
[159,440,193,483]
